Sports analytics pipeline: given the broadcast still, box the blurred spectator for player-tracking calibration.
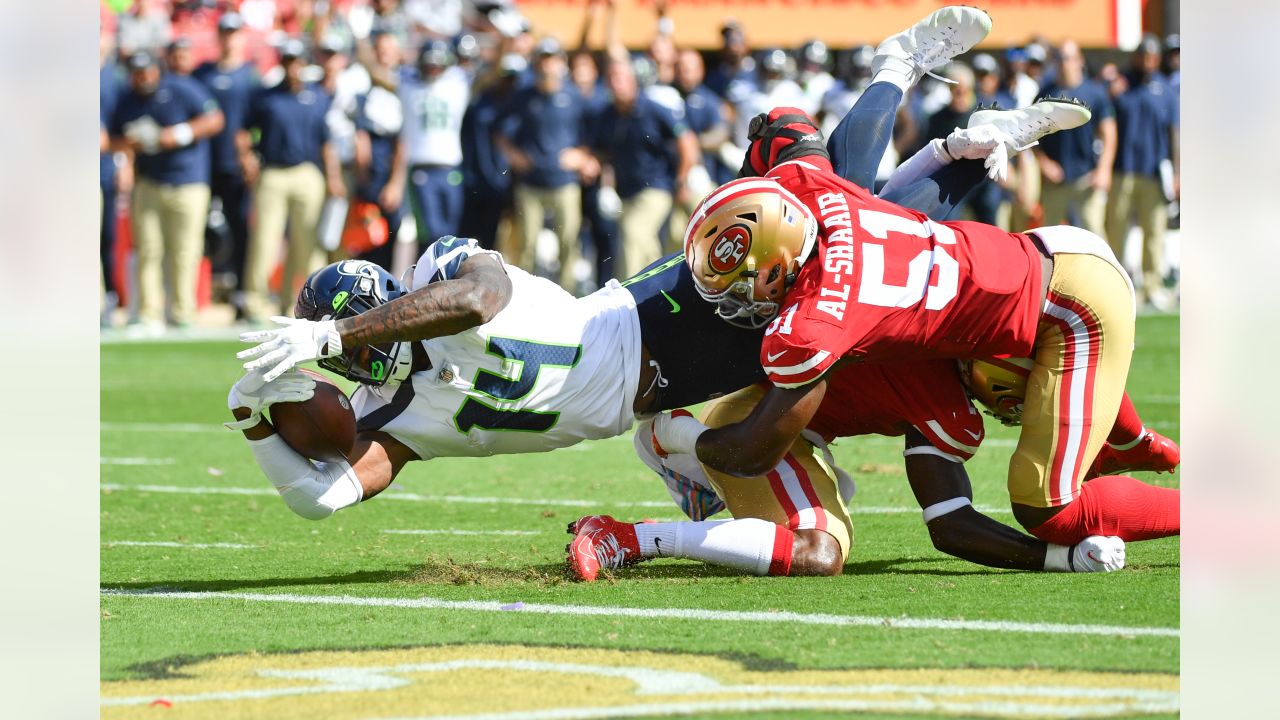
[108,50,225,333]
[318,36,363,191]
[924,63,976,143]
[1023,42,1051,90]
[733,48,805,146]
[1163,34,1180,94]
[569,46,617,287]
[454,33,483,83]
[705,20,756,105]
[459,53,524,250]
[495,37,588,289]
[166,37,197,76]
[400,39,470,246]
[972,53,1014,109]
[1003,47,1039,107]
[117,0,171,55]
[240,40,345,321]
[193,12,260,312]
[818,44,870,139]
[101,21,124,321]
[1035,40,1115,235]
[1105,34,1179,309]
[404,0,465,38]
[673,48,731,189]
[351,31,408,270]
[797,40,835,117]
[591,57,698,278]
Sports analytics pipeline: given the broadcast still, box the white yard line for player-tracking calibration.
[100,457,176,465]
[102,541,255,549]
[381,529,540,537]
[99,588,1178,639]
[101,421,226,433]
[99,483,1007,515]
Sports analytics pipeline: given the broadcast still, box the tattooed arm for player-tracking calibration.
[336,254,513,347]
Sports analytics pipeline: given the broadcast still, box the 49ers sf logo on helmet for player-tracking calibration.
[709,225,752,274]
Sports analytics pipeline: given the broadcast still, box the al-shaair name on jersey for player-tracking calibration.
[351,237,640,460]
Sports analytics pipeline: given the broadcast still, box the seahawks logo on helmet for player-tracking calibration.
[296,261,411,387]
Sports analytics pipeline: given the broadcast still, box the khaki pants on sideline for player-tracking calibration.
[131,177,210,325]
[1040,175,1107,236]
[1104,172,1166,301]
[245,163,326,318]
[512,183,581,291]
[620,188,673,279]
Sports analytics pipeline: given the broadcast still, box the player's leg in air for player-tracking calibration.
[569,385,854,580]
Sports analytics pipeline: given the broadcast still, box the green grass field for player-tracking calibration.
[100,315,1180,720]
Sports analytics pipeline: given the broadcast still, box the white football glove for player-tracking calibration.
[944,125,1013,182]
[1072,535,1126,573]
[225,368,316,430]
[238,316,342,382]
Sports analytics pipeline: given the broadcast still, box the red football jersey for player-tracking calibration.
[807,359,985,461]
[760,161,1044,388]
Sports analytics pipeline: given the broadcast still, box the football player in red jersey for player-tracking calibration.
[567,355,1178,580]
[651,115,1180,556]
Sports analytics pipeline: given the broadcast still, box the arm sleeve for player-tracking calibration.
[410,236,506,289]
[876,138,950,200]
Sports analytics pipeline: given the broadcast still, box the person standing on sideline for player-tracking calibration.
[399,39,470,249]
[1105,35,1179,310]
[193,11,259,313]
[108,50,224,335]
[590,57,698,278]
[351,31,408,270]
[1035,40,1115,235]
[459,54,525,251]
[239,39,345,322]
[495,37,590,289]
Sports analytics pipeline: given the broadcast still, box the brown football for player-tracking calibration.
[270,369,357,463]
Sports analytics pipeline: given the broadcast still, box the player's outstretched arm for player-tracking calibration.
[226,372,415,519]
[337,253,513,349]
[655,381,828,478]
[902,430,1124,572]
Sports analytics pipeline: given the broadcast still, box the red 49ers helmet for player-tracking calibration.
[961,357,1035,426]
[682,176,818,328]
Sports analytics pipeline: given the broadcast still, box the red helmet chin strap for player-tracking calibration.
[740,106,831,177]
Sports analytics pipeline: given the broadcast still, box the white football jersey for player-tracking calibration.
[399,67,469,166]
[351,237,641,460]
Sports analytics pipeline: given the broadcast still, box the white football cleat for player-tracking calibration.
[968,98,1093,153]
[873,6,993,87]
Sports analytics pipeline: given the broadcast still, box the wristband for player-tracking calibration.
[172,122,194,148]
[1044,544,1071,572]
[224,410,262,431]
[323,321,343,358]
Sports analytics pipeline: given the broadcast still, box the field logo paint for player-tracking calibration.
[100,644,1179,719]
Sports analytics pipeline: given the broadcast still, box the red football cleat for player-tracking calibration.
[566,515,643,582]
[1086,430,1181,479]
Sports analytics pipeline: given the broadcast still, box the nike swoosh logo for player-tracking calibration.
[963,429,981,441]
[660,290,681,314]
[1087,551,1099,563]
[653,537,664,556]
[765,350,787,362]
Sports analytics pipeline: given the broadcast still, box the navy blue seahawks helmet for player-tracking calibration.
[419,39,457,70]
[295,260,410,387]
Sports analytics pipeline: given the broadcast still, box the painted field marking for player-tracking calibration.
[101,421,226,433]
[99,588,1179,639]
[99,483,1009,515]
[100,457,176,466]
[103,541,255,549]
[382,529,540,537]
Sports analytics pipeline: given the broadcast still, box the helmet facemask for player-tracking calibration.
[683,177,818,330]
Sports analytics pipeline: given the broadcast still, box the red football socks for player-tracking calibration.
[1029,475,1180,544]
[1106,393,1147,449]
[769,524,795,576]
